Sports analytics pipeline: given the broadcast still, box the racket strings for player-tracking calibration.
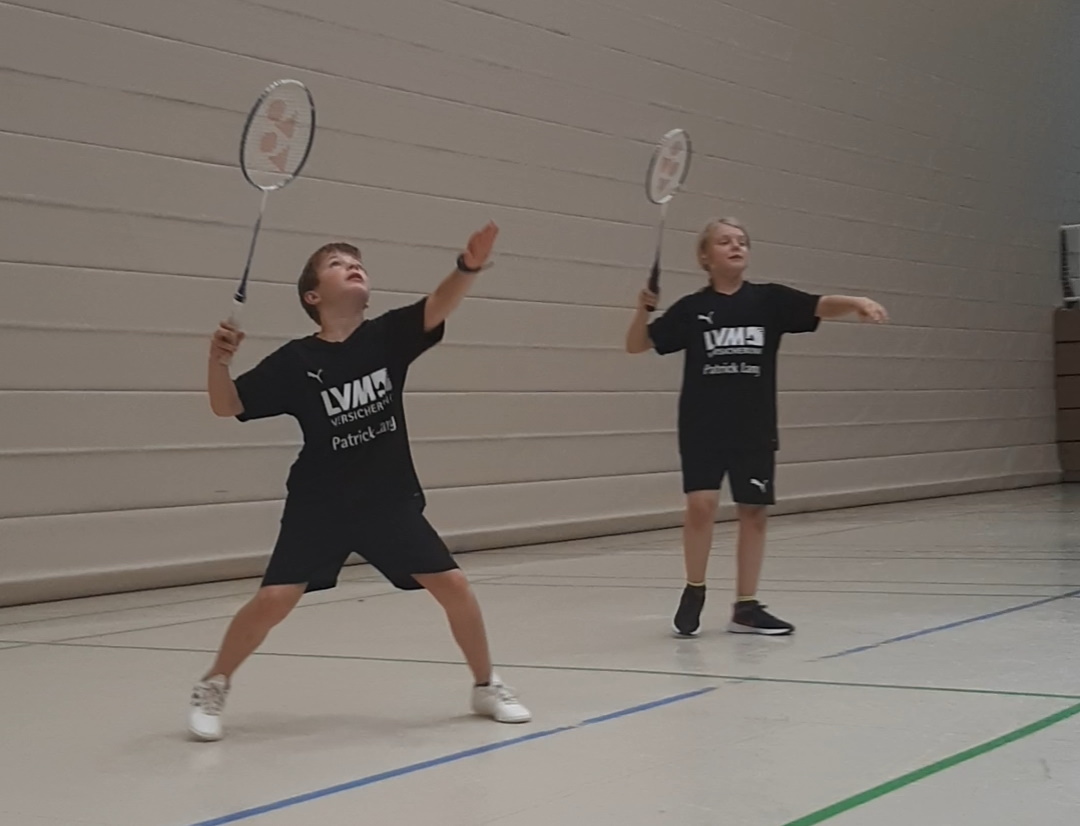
[241,81,315,191]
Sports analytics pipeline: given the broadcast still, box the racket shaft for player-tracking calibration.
[235,190,269,305]
[645,204,668,311]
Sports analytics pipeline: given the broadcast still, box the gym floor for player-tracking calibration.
[1,486,1077,826]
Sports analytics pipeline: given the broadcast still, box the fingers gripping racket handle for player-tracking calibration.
[645,259,660,312]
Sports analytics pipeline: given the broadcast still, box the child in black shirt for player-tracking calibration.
[189,222,531,740]
[625,218,888,638]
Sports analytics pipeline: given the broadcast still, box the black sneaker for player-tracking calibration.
[673,584,706,637]
[727,600,794,636]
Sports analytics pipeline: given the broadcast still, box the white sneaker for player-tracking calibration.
[471,675,531,723]
[188,675,229,741]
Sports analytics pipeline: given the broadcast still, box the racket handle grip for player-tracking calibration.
[217,300,245,367]
[644,261,660,312]
[227,298,245,329]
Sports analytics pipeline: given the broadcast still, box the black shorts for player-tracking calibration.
[680,445,776,505]
[262,495,458,593]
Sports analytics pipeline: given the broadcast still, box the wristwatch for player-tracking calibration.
[456,253,482,274]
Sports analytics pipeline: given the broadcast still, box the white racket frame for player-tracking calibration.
[644,128,692,310]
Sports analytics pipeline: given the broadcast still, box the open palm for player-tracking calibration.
[462,221,499,270]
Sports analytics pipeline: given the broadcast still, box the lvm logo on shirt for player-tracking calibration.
[320,368,393,426]
[703,326,765,356]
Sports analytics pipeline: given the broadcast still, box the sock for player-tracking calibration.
[686,581,706,589]
[475,681,490,688]
[736,596,757,606]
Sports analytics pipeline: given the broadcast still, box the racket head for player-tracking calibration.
[240,79,316,192]
[645,128,692,205]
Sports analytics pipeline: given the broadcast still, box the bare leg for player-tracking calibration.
[414,570,492,684]
[204,584,306,681]
[735,505,768,599]
[683,491,720,583]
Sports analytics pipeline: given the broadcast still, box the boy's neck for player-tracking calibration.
[316,308,366,342]
[709,270,745,295]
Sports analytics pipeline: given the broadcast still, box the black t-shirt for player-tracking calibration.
[233,298,443,508]
[648,282,820,452]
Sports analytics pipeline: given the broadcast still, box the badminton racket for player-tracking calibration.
[643,128,692,311]
[229,79,316,326]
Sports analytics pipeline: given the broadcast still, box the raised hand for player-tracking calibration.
[462,221,499,271]
[210,321,245,366]
[638,287,659,313]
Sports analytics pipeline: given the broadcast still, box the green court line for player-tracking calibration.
[21,639,1080,702]
[780,701,1080,826]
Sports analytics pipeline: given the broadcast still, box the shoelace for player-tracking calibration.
[192,681,228,715]
[492,683,520,705]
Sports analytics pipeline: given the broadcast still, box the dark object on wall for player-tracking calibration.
[1055,308,1080,481]
[1060,225,1079,308]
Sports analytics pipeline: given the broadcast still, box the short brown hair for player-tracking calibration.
[697,218,750,269]
[297,242,360,322]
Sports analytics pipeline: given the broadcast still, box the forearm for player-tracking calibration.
[816,294,867,319]
[424,268,478,331]
[207,360,243,417]
[625,308,653,354]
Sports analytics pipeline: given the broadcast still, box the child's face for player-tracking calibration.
[307,250,370,315]
[700,225,750,275]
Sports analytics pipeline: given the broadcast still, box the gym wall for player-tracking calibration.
[2,0,1078,605]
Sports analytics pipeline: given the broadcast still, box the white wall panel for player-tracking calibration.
[1,0,1075,605]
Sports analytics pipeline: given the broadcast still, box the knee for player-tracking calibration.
[685,494,719,527]
[249,586,301,627]
[737,505,767,531]
[416,569,473,606]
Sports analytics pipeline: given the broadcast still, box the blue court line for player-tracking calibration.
[186,686,716,826]
[819,588,1080,660]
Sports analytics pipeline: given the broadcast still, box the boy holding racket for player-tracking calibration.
[189,221,531,740]
[625,218,888,637]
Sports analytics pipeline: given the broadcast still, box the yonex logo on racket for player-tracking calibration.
[260,98,300,173]
[656,141,685,190]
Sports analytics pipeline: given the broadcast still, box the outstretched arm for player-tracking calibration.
[423,221,498,332]
[816,294,889,323]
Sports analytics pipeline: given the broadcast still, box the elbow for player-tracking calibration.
[209,399,241,418]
